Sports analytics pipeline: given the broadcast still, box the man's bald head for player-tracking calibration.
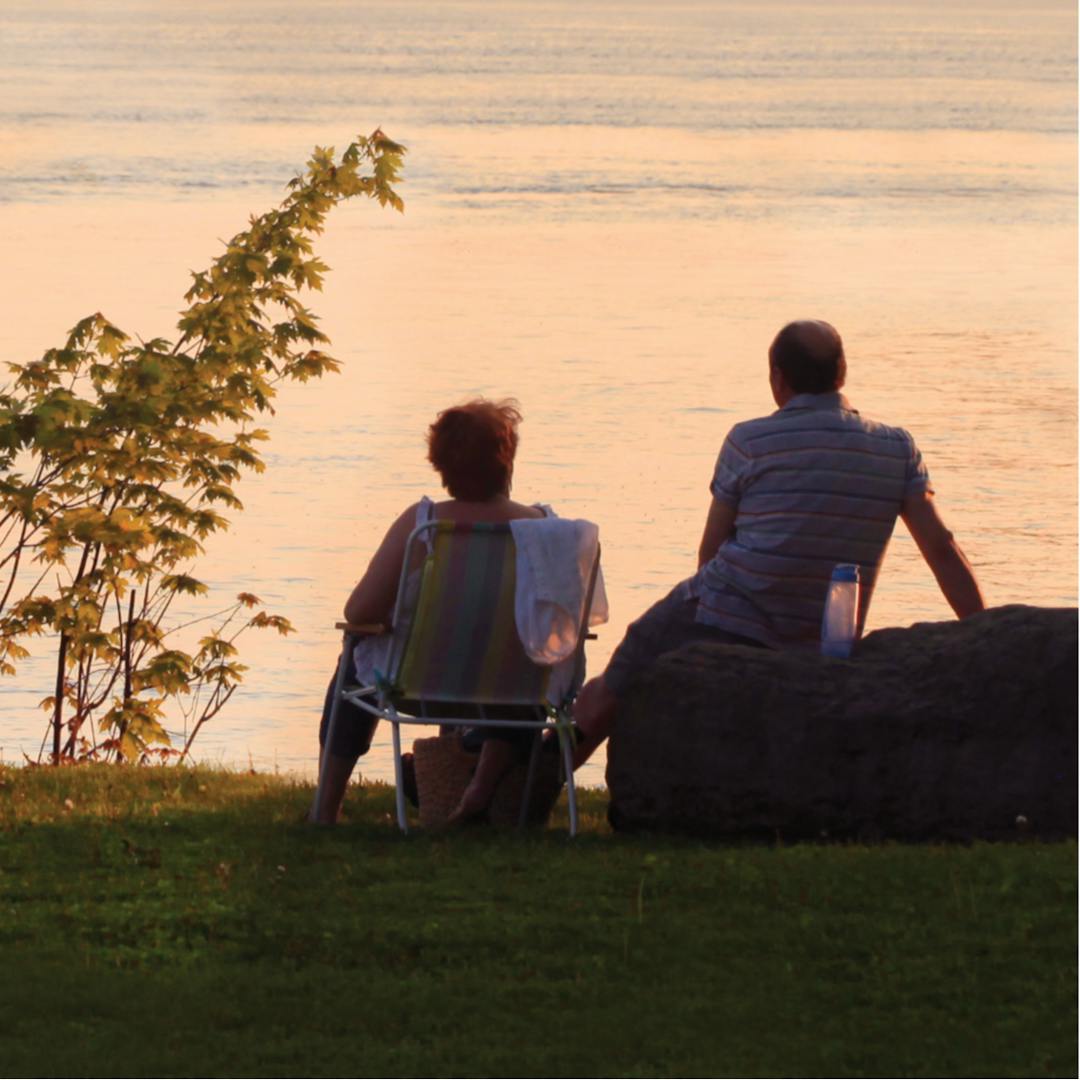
[768,320,846,395]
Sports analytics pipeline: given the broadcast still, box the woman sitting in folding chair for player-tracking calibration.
[311,398,557,825]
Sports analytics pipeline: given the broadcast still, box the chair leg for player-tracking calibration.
[312,639,354,823]
[558,723,578,838]
[518,730,543,830]
[391,715,408,834]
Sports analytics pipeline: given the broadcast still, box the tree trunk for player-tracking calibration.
[51,632,68,765]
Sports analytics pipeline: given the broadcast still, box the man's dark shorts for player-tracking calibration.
[604,576,767,698]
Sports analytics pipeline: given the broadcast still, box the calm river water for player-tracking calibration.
[0,0,1075,785]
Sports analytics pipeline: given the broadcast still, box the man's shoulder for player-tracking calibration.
[723,407,817,452]
[847,411,920,448]
[725,411,782,446]
[731,404,919,441]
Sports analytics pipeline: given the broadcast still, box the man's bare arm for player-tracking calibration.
[900,491,986,618]
[698,497,738,569]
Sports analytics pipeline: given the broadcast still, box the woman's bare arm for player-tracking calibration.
[343,504,420,625]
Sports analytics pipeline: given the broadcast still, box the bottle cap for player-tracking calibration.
[831,563,860,583]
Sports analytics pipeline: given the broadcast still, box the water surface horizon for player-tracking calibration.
[0,0,1075,784]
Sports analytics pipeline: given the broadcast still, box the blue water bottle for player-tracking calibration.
[821,564,860,658]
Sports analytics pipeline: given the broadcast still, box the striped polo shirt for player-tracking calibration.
[696,392,931,649]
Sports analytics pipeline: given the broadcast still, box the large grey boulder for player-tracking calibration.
[606,605,1077,841]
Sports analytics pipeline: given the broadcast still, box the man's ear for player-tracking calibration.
[769,363,792,407]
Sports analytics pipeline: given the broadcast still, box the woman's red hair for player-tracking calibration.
[427,398,522,501]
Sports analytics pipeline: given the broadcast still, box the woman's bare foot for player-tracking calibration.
[444,783,492,827]
[441,737,518,828]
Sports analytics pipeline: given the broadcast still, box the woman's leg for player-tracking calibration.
[446,738,519,825]
[310,656,378,825]
[311,750,360,824]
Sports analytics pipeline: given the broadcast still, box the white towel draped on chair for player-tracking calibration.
[509,517,608,664]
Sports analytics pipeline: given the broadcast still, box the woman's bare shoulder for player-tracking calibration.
[508,499,547,519]
[428,498,546,523]
[379,501,425,543]
[398,499,425,521]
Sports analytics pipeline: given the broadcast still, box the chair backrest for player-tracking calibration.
[385,521,558,706]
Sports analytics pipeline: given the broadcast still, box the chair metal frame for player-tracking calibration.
[316,520,600,836]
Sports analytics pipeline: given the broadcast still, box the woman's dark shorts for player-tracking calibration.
[318,653,379,760]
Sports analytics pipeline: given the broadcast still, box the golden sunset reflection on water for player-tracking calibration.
[0,0,1075,783]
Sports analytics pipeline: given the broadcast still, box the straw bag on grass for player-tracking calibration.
[412,734,476,828]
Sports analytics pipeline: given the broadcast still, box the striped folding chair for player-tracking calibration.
[318,520,599,835]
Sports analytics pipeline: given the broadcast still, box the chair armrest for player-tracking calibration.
[335,621,390,636]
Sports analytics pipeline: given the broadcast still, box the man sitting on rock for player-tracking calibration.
[573,318,986,756]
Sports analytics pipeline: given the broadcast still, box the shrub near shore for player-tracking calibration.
[0,765,1074,1078]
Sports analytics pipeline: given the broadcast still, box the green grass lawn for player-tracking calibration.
[0,765,1074,1078]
